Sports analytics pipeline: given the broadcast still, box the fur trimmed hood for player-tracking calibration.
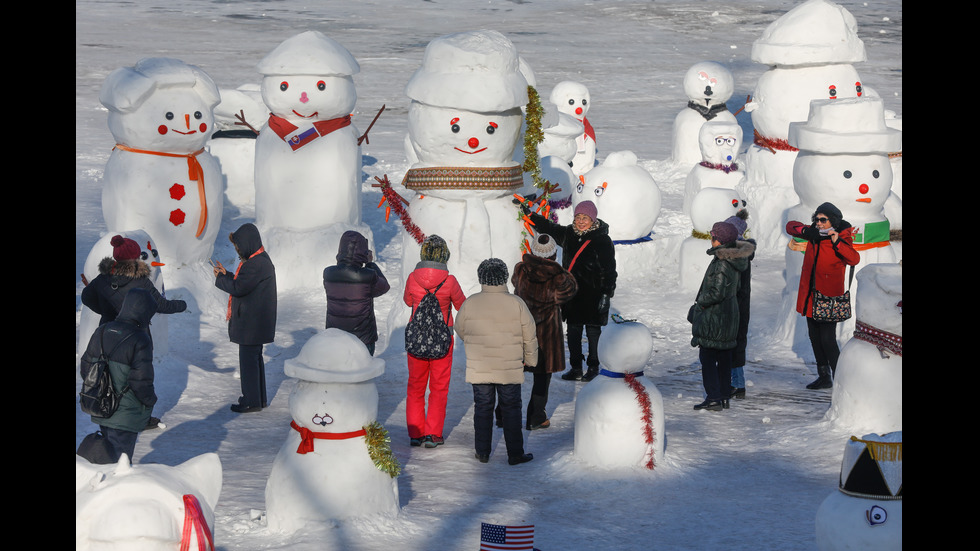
[97,257,151,279]
[711,239,755,262]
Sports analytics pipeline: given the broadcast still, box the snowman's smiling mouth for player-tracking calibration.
[454,147,487,154]
[293,110,319,118]
[171,129,197,135]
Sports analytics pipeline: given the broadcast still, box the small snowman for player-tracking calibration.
[253,31,370,290]
[815,432,902,551]
[571,150,662,243]
[739,0,868,253]
[76,453,222,551]
[265,329,399,532]
[207,83,266,208]
[397,30,530,295]
[574,321,665,470]
[826,263,901,434]
[549,80,597,176]
[671,61,738,167]
[679,187,747,292]
[536,107,583,225]
[683,121,745,217]
[99,57,223,269]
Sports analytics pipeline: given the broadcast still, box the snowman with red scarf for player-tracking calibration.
[550,80,597,176]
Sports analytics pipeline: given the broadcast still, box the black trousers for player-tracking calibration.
[567,324,601,370]
[699,347,733,402]
[239,344,268,408]
[526,372,552,428]
[806,318,840,372]
[473,383,524,458]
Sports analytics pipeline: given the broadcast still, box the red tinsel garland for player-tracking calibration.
[624,373,656,470]
[374,175,426,244]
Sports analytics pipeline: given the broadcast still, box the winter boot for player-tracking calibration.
[561,367,583,381]
[806,365,833,390]
[581,366,600,382]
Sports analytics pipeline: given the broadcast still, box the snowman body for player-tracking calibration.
[827,263,902,434]
[537,109,582,225]
[683,121,745,216]
[574,322,664,469]
[100,58,223,269]
[679,187,747,292]
[671,61,737,167]
[76,453,222,551]
[550,81,596,176]
[207,84,266,208]
[570,151,661,242]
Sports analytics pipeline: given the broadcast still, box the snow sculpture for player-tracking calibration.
[671,61,737,167]
[826,263,901,433]
[76,452,222,551]
[679,187,747,292]
[550,80,596,176]
[265,329,399,532]
[777,97,901,349]
[78,230,171,359]
[815,432,902,551]
[99,57,223,269]
[397,30,530,295]
[207,84,266,208]
[739,0,867,253]
[574,321,664,470]
[536,108,583,225]
[253,30,371,290]
[683,121,745,217]
[571,150,661,242]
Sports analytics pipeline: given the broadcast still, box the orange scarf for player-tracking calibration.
[225,247,264,321]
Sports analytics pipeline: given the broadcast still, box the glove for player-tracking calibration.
[597,294,610,318]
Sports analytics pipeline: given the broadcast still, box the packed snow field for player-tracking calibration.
[75,1,902,550]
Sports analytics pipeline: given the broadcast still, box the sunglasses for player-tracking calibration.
[815,217,830,223]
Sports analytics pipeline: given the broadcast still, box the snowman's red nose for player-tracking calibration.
[468,137,480,149]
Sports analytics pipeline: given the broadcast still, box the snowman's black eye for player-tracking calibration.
[843,170,852,179]
[317,80,326,91]
[165,112,174,120]
[872,170,880,178]
[451,124,460,133]
[194,111,203,119]
[568,99,575,105]
[582,99,588,106]
[151,249,159,258]
[140,251,148,261]
[280,81,288,91]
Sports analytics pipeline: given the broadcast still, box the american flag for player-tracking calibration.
[480,522,534,550]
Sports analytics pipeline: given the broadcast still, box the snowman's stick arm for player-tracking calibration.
[732,95,751,117]
[357,104,386,146]
[234,110,261,135]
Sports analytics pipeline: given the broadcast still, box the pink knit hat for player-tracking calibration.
[574,200,598,221]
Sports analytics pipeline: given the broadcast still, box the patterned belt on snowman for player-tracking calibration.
[290,420,366,454]
[853,321,902,357]
[112,144,209,238]
[401,165,524,191]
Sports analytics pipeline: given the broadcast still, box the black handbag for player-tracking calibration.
[811,265,854,323]
[76,430,116,464]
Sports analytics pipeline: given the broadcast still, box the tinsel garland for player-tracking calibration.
[375,175,426,244]
[698,160,739,173]
[364,421,401,478]
[623,373,657,470]
[692,228,711,240]
[753,129,798,153]
[518,85,548,254]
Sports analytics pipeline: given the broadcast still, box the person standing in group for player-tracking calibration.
[78,288,158,464]
[786,202,860,390]
[323,230,390,356]
[511,234,578,430]
[454,258,538,465]
[724,210,755,400]
[403,235,466,448]
[688,221,754,411]
[523,200,616,382]
[214,223,277,413]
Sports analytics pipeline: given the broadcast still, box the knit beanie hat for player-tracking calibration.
[813,202,843,229]
[724,209,749,239]
[574,200,598,221]
[420,234,450,264]
[710,222,738,245]
[530,234,557,258]
[111,235,141,261]
[477,258,509,286]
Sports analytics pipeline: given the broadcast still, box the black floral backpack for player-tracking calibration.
[405,281,452,359]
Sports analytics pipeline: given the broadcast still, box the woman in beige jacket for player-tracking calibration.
[454,258,538,465]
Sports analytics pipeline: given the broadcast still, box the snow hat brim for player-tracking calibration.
[284,329,385,383]
[405,30,529,112]
[257,30,360,76]
[789,97,901,154]
[751,0,866,66]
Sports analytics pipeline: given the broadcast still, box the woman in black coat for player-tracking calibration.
[527,200,617,382]
[323,230,390,355]
[214,223,277,413]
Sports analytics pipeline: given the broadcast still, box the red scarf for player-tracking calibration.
[290,420,367,454]
[179,494,214,551]
[225,247,264,321]
[581,116,596,142]
[267,114,352,151]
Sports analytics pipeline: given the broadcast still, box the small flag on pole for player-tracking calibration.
[480,522,534,550]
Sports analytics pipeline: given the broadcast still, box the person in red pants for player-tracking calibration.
[403,235,466,448]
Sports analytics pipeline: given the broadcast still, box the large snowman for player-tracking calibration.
[678,187,748,292]
[99,57,223,272]
[776,97,901,349]
[574,321,665,470]
[398,30,530,295]
[671,61,738,168]
[265,329,399,532]
[549,80,597,176]
[682,120,745,217]
[815,432,902,551]
[76,453,222,551]
[253,31,370,290]
[826,263,902,434]
[739,0,868,253]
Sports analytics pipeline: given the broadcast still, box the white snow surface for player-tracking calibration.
[75,1,902,550]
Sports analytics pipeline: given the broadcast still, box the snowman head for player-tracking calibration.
[691,187,746,234]
[550,81,591,120]
[572,151,662,241]
[597,321,653,374]
[854,263,902,336]
[257,31,360,122]
[698,121,743,165]
[751,64,864,139]
[683,61,734,106]
[100,57,220,153]
[408,102,523,167]
[289,380,378,432]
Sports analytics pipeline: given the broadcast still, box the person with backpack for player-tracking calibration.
[323,230,390,355]
[78,287,157,464]
[454,258,538,465]
[403,235,466,448]
[214,223,278,413]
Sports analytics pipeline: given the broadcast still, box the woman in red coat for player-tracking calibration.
[403,235,466,448]
[786,202,860,390]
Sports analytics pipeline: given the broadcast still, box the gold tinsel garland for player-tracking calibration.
[364,421,401,478]
[517,85,547,254]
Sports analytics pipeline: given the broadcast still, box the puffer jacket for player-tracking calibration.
[323,231,390,347]
[214,223,277,345]
[511,253,578,374]
[454,285,538,384]
[690,240,754,350]
[80,287,157,433]
[403,261,466,327]
[81,257,186,327]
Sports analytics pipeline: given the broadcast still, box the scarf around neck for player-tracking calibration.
[267,114,352,151]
